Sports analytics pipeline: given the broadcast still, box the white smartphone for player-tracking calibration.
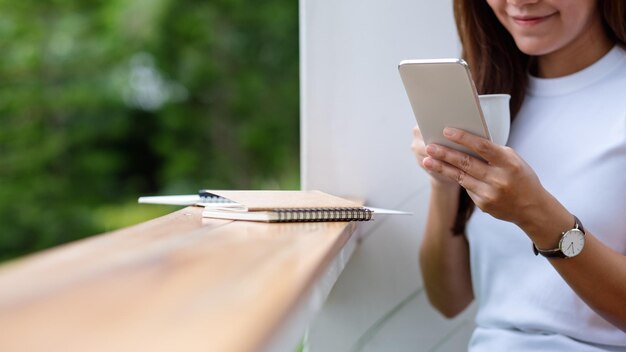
[398,59,490,158]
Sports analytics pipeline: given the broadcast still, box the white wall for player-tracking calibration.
[300,1,476,351]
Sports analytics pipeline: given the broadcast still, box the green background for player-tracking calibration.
[0,0,300,261]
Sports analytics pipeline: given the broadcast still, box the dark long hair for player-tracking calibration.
[450,0,626,235]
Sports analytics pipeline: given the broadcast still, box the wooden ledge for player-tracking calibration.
[0,207,358,352]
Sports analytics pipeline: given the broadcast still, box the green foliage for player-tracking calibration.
[0,0,299,260]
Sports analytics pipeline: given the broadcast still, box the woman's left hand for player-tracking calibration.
[422,127,547,227]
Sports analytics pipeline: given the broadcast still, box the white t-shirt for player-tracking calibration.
[466,45,626,351]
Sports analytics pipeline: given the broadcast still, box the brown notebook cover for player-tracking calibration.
[199,190,372,223]
[202,190,360,211]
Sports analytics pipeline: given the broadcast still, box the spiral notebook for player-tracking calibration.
[139,190,409,222]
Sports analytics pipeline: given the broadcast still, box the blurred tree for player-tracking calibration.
[0,0,299,260]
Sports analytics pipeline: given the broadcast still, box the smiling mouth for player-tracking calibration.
[511,13,556,26]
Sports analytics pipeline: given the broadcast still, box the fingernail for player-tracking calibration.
[423,158,433,168]
[443,128,455,137]
[426,145,437,154]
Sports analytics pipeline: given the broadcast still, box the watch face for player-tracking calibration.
[560,229,585,257]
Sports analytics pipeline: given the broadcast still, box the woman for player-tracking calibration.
[412,0,626,350]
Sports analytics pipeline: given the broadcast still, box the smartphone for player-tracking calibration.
[398,59,490,158]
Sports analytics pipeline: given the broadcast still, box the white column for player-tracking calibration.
[300,1,476,350]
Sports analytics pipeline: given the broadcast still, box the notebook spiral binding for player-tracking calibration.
[273,207,373,222]
[199,193,236,204]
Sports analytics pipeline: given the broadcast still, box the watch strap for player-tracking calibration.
[573,215,585,234]
[532,244,567,258]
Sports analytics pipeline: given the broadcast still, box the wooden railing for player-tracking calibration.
[0,207,358,352]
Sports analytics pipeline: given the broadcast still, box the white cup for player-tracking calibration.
[479,94,511,145]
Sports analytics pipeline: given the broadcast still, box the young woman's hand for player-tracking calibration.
[411,125,460,190]
[422,127,548,226]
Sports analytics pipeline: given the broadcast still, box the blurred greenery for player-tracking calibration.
[0,0,300,261]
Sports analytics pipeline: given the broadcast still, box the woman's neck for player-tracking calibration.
[536,14,614,78]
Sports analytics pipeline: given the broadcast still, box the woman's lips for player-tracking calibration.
[511,13,556,26]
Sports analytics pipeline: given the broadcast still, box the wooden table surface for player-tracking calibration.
[0,207,357,352]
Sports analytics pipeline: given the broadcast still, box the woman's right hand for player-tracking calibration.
[411,125,459,189]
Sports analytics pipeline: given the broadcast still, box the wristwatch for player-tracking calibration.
[533,216,585,258]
